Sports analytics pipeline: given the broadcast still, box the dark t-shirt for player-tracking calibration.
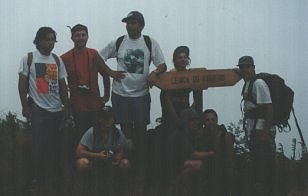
[160,89,191,123]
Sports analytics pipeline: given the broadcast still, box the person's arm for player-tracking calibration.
[97,55,111,104]
[147,63,167,87]
[151,63,167,75]
[94,50,125,80]
[112,151,125,166]
[59,78,70,118]
[18,74,31,118]
[164,90,180,124]
[76,144,109,160]
[191,90,203,114]
[259,103,274,137]
[255,80,274,136]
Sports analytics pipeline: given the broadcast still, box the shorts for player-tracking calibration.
[111,92,151,126]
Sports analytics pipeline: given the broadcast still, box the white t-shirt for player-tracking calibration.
[242,79,275,136]
[99,35,165,97]
[18,50,67,112]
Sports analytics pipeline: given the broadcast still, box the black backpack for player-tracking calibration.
[242,72,294,131]
[115,35,152,65]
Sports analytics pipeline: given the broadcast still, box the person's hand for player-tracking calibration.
[183,160,193,168]
[233,68,242,77]
[110,70,126,80]
[22,105,32,118]
[119,159,131,169]
[112,152,124,166]
[99,96,109,106]
[147,71,158,88]
[98,151,110,160]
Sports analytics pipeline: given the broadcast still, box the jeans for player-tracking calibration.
[31,103,62,189]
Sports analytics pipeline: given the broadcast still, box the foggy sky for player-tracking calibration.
[1,0,307,157]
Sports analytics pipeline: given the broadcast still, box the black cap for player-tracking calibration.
[70,24,88,35]
[122,11,145,26]
[237,56,254,67]
[173,46,190,60]
[98,106,113,118]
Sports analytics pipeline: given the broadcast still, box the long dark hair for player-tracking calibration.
[33,27,57,49]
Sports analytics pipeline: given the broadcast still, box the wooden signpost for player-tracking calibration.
[153,68,242,90]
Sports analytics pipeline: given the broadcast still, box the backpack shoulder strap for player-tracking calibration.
[115,35,125,53]
[143,35,152,64]
[51,53,61,68]
[27,52,33,69]
[242,78,257,105]
[143,35,152,53]
[26,52,33,92]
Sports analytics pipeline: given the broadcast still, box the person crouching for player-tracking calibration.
[75,105,131,195]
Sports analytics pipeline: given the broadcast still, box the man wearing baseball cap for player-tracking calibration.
[121,11,145,26]
[99,11,167,192]
[237,56,275,196]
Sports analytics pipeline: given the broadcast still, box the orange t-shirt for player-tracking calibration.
[61,48,102,112]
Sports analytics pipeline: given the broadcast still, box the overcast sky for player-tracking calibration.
[1,0,307,157]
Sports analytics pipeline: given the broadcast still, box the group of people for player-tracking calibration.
[18,10,276,196]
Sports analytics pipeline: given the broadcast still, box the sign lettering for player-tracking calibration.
[154,68,241,90]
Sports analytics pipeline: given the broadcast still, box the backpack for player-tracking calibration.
[115,35,152,65]
[242,72,294,131]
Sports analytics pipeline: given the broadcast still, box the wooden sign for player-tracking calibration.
[153,68,242,90]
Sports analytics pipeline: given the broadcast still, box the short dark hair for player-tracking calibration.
[202,109,218,119]
[33,27,57,49]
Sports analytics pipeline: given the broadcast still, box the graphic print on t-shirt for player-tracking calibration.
[124,49,144,74]
[35,63,58,94]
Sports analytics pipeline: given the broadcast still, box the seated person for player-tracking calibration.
[201,109,235,196]
[75,105,130,195]
[172,108,214,196]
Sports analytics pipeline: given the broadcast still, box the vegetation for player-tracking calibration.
[227,120,308,196]
[0,112,307,195]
